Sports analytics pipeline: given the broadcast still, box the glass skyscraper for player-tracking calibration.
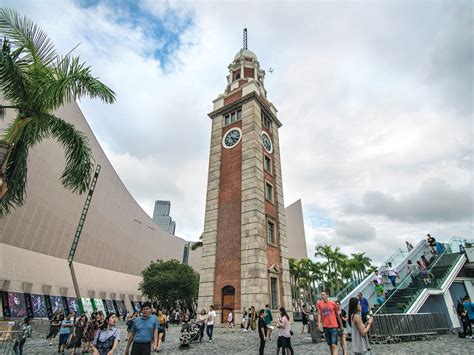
[153,200,176,235]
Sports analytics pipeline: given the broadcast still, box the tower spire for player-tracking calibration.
[243,28,247,50]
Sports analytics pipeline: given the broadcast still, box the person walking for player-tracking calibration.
[226,309,235,332]
[126,302,159,355]
[335,301,348,355]
[417,260,430,285]
[257,309,268,355]
[348,297,373,355]
[197,309,207,342]
[206,305,216,343]
[317,291,343,355]
[357,293,369,324]
[242,307,249,332]
[373,280,385,306]
[264,304,273,340]
[457,298,472,337]
[405,241,414,252]
[277,307,294,355]
[13,317,31,355]
[47,311,62,346]
[70,314,87,354]
[58,313,74,353]
[249,306,257,332]
[373,270,383,285]
[427,234,437,256]
[463,296,474,326]
[91,313,120,355]
[157,310,167,351]
[386,262,399,288]
[301,305,309,333]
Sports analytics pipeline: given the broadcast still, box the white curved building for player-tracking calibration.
[0,99,201,317]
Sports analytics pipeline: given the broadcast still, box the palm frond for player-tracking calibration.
[0,39,29,106]
[38,55,115,110]
[40,113,93,194]
[0,119,36,216]
[0,8,56,65]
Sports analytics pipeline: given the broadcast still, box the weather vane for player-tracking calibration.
[243,28,247,50]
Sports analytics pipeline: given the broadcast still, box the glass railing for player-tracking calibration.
[334,278,364,301]
[374,240,466,314]
[339,240,428,307]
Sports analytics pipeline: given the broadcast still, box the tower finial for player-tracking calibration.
[243,28,247,50]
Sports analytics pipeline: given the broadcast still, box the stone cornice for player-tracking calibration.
[208,92,282,128]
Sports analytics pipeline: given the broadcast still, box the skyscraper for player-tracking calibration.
[153,200,176,235]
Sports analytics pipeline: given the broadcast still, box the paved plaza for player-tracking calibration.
[16,322,474,354]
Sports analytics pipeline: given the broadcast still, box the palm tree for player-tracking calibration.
[351,252,373,279]
[0,8,115,216]
[315,244,334,289]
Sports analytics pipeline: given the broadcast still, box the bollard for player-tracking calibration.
[308,318,321,343]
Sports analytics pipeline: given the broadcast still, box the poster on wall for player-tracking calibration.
[24,293,34,318]
[67,298,79,315]
[105,300,115,314]
[131,301,141,312]
[31,294,48,318]
[115,300,127,316]
[50,296,64,313]
[94,299,106,313]
[8,292,27,318]
[81,298,94,316]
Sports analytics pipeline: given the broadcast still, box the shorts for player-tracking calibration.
[302,317,308,325]
[59,333,70,345]
[324,328,339,346]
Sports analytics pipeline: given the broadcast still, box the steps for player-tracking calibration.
[375,252,463,314]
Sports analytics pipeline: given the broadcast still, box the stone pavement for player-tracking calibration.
[17,322,474,354]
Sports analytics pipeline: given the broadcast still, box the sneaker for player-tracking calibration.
[209,340,212,343]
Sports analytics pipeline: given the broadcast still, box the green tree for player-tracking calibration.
[139,259,199,311]
[0,8,115,216]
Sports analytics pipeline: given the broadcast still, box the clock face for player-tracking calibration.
[262,131,273,153]
[222,128,242,149]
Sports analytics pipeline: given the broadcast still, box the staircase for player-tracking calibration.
[374,251,464,314]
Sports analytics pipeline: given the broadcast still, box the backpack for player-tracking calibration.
[96,329,118,354]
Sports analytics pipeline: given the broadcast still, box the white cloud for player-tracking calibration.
[3,1,472,264]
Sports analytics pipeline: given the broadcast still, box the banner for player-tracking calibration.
[62,297,70,315]
[24,293,34,318]
[44,295,53,319]
[2,291,10,318]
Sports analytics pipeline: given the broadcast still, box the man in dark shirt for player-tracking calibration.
[258,309,268,355]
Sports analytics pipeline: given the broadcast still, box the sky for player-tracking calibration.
[5,0,473,264]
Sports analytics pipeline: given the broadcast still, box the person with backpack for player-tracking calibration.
[92,313,120,355]
[13,317,31,355]
[264,304,273,340]
[457,298,472,337]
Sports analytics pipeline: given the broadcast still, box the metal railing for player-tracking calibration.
[0,330,22,354]
[368,312,449,344]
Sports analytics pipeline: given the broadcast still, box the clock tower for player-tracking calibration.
[198,33,292,323]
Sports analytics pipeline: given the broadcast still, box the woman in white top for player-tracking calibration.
[226,309,235,332]
[277,307,294,355]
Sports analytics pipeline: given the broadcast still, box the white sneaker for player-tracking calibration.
[209,340,212,343]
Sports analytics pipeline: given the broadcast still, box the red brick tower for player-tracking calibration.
[198,36,292,323]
